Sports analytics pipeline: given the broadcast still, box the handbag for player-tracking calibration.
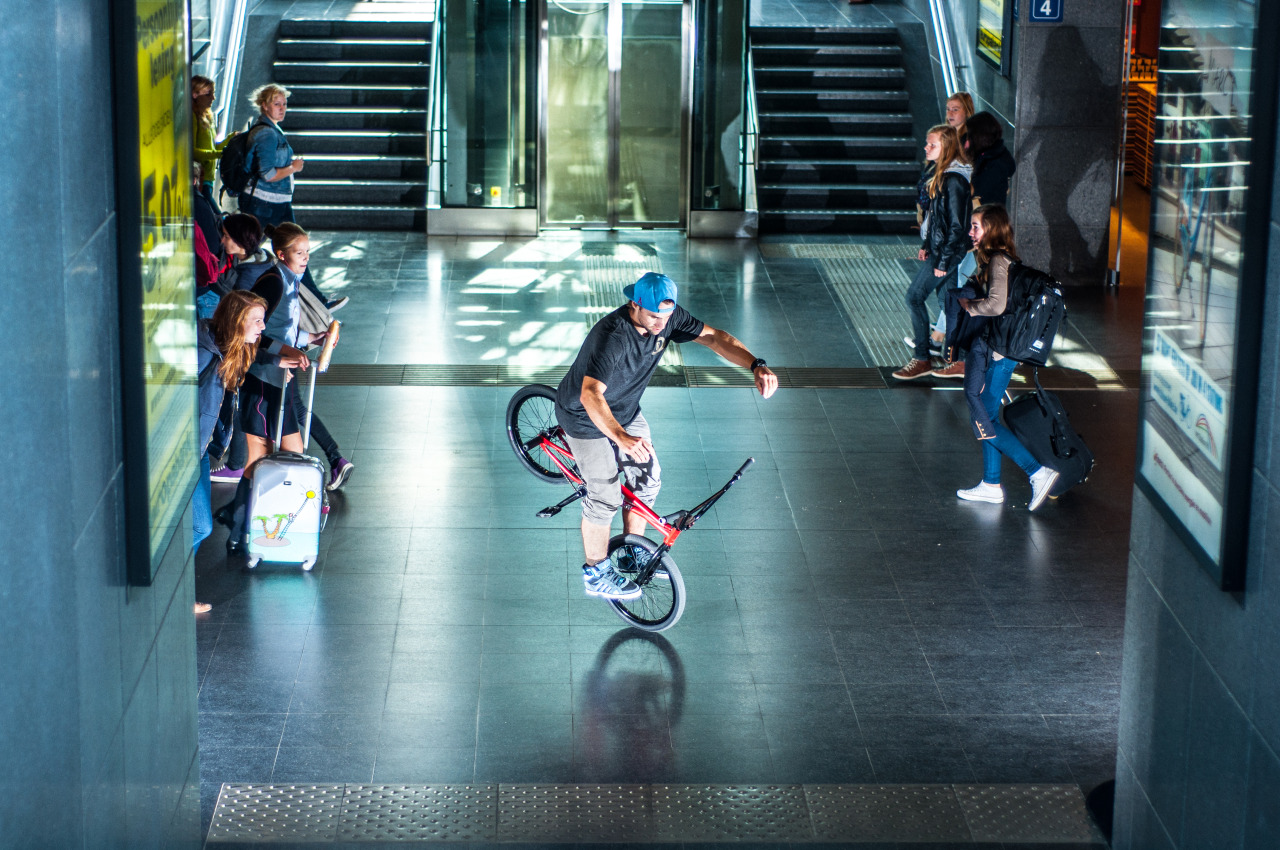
[297,282,335,335]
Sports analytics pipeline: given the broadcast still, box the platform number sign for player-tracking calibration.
[1029,0,1063,22]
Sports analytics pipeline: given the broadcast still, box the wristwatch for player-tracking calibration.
[749,358,767,372]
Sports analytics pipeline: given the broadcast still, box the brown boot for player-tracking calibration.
[892,358,937,380]
[931,360,965,379]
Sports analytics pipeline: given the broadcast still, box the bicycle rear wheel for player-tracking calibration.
[506,384,573,484]
[606,534,686,632]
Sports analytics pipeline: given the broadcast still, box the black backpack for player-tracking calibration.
[988,261,1066,366]
[217,123,267,199]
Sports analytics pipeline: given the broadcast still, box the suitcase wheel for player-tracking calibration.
[246,555,261,570]
[302,558,316,572]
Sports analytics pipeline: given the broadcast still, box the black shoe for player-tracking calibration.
[213,505,235,529]
[226,536,245,555]
[326,296,349,312]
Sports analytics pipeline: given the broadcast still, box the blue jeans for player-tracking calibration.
[193,452,213,554]
[979,353,1042,485]
[906,261,955,359]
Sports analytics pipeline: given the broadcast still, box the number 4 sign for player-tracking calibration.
[1029,0,1063,22]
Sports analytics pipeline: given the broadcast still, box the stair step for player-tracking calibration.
[757,185,917,208]
[760,136,918,158]
[279,19,433,38]
[299,154,428,180]
[752,45,904,68]
[272,61,429,84]
[751,44,904,66]
[750,26,899,46]
[758,209,919,235]
[755,69,908,91]
[278,38,429,62]
[758,114,913,135]
[294,180,427,205]
[294,205,426,230]
[289,130,426,155]
[285,84,428,108]
[286,107,427,131]
[756,159,922,183]
[757,90,911,111]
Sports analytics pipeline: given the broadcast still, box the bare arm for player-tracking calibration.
[693,324,778,398]
[580,376,654,462]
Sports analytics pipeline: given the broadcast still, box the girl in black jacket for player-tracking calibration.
[895,124,972,380]
[954,205,1059,511]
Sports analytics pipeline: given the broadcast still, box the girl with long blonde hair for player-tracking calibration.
[895,123,973,380]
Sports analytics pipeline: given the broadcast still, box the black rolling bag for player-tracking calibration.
[1002,368,1095,497]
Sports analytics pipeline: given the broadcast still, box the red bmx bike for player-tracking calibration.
[505,384,754,631]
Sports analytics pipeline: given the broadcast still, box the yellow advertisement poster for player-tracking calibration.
[977,0,1007,69]
[135,0,198,565]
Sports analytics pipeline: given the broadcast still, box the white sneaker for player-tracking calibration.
[957,481,1004,503]
[583,562,642,600]
[1028,467,1060,511]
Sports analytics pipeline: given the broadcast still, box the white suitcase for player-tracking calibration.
[245,322,340,571]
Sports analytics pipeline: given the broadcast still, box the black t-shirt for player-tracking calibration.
[555,305,705,438]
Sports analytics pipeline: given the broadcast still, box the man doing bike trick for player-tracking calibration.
[555,272,779,599]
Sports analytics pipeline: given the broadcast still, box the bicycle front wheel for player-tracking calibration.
[506,384,572,484]
[606,534,686,632]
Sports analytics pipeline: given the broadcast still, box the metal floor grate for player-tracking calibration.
[207,782,1106,844]
[315,363,1135,390]
[759,243,917,260]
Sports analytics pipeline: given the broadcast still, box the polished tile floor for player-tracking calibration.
[196,229,1141,844]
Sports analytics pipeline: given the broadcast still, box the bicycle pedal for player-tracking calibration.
[536,506,561,519]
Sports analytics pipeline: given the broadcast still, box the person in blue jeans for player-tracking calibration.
[953,204,1059,511]
[194,290,268,612]
[894,124,972,381]
[237,83,349,312]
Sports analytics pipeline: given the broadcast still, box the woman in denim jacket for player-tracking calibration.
[237,83,348,311]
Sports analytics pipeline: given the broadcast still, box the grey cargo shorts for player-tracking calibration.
[563,413,661,525]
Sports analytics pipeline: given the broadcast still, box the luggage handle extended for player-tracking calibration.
[274,319,342,453]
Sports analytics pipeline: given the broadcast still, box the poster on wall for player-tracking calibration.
[1136,0,1275,589]
[114,0,199,586]
[977,0,1012,75]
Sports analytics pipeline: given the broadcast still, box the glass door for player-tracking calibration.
[540,0,689,228]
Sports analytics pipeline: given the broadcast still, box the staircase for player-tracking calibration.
[752,27,918,235]
[271,19,431,230]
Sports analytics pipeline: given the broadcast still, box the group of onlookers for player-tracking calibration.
[894,92,1060,511]
[188,76,356,611]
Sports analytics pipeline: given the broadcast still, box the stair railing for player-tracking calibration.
[927,0,959,100]
[426,0,447,208]
[208,0,250,136]
[744,43,759,213]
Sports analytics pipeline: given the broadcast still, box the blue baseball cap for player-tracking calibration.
[623,272,678,315]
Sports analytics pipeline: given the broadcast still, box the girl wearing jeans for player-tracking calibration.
[954,205,1059,511]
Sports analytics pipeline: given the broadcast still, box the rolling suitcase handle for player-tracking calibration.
[302,320,342,452]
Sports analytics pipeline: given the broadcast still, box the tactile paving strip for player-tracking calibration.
[652,784,813,841]
[955,784,1101,843]
[336,784,497,842]
[806,783,970,842]
[498,784,652,841]
[206,782,1106,844]
[207,784,345,842]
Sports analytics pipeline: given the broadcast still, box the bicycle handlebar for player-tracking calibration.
[733,457,755,479]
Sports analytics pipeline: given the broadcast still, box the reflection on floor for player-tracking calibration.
[197,231,1140,844]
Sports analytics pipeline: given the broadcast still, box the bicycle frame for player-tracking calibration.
[526,428,753,553]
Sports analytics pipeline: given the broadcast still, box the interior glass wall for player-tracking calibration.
[690,0,745,212]
[443,0,538,207]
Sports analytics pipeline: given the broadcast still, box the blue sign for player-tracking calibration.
[1029,0,1063,22]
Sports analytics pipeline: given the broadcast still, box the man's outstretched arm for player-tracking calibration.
[693,324,778,398]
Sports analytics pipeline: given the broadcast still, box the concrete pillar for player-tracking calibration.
[1009,0,1126,285]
